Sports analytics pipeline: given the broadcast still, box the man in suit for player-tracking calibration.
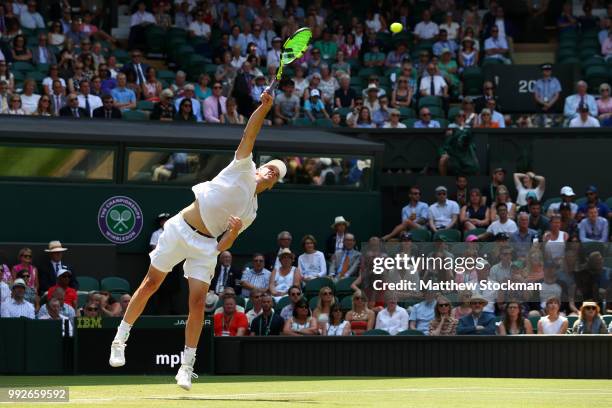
[265,231,295,271]
[325,216,350,259]
[210,251,242,295]
[121,49,149,86]
[38,241,78,296]
[49,80,66,116]
[31,33,57,65]
[77,79,102,116]
[328,233,361,280]
[59,93,89,118]
[456,295,497,335]
[93,94,122,119]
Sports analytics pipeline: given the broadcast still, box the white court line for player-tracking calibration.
[63,387,612,403]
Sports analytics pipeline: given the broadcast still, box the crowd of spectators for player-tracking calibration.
[0,1,611,128]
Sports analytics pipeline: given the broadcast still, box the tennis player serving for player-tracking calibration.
[108,91,286,390]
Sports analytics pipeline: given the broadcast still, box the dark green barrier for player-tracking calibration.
[76,315,188,329]
[0,318,63,374]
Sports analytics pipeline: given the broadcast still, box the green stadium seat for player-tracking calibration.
[293,117,315,126]
[304,277,335,299]
[398,107,415,119]
[576,197,587,207]
[12,61,35,72]
[157,70,176,81]
[529,316,540,333]
[542,197,561,212]
[274,296,291,312]
[603,315,612,325]
[362,329,390,335]
[349,76,363,88]
[25,71,45,82]
[410,229,432,242]
[122,110,149,121]
[358,67,382,79]
[604,257,612,269]
[315,118,333,127]
[397,329,425,335]
[482,57,504,66]
[336,107,352,118]
[35,63,50,73]
[433,229,461,242]
[566,316,577,332]
[579,48,599,60]
[558,56,580,65]
[401,118,418,128]
[76,276,100,292]
[100,277,130,294]
[335,277,356,298]
[448,106,462,122]
[112,49,130,62]
[12,71,25,81]
[77,293,89,308]
[340,295,353,311]
[462,66,484,95]
[136,100,155,111]
[235,295,246,308]
[418,96,442,109]
[309,296,319,310]
[605,197,612,208]
[346,58,361,71]
[428,106,445,118]
[436,118,449,128]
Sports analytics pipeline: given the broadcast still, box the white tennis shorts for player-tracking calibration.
[149,214,219,284]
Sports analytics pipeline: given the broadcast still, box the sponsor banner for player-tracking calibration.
[97,196,144,244]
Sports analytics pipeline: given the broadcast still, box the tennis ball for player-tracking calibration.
[390,22,403,33]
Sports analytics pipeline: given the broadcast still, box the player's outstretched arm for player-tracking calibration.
[235,92,274,160]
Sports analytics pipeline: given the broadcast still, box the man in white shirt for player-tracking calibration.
[484,26,511,64]
[266,37,283,69]
[414,10,439,41]
[32,33,56,65]
[77,80,102,117]
[0,279,35,319]
[375,297,409,335]
[0,280,10,303]
[479,203,518,240]
[130,2,156,27]
[486,98,505,128]
[419,63,448,97]
[19,1,45,30]
[569,103,600,127]
[110,90,287,391]
[188,10,211,41]
[428,186,460,231]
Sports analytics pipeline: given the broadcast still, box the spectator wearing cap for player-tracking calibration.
[578,205,609,243]
[149,212,170,250]
[383,186,429,241]
[266,37,283,69]
[414,10,439,42]
[304,89,329,122]
[484,25,511,64]
[564,81,598,120]
[15,269,38,308]
[273,80,300,126]
[211,251,242,295]
[111,73,136,112]
[414,107,441,128]
[481,167,506,206]
[456,295,497,335]
[534,64,561,114]
[323,216,350,259]
[419,63,448,98]
[0,279,35,319]
[93,94,122,119]
[433,29,458,57]
[547,186,578,217]
[480,203,518,241]
[383,109,407,128]
[429,186,460,232]
[569,103,600,127]
[20,1,45,30]
[513,171,546,207]
[175,84,202,122]
[47,268,77,310]
[577,186,611,220]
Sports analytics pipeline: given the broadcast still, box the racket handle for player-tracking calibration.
[264,78,278,95]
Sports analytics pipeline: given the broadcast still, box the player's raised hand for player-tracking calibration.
[260,91,274,109]
[227,215,243,233]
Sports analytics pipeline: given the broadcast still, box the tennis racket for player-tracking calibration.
[265,27,312,94]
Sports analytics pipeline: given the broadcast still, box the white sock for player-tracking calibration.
[113,320,132,344]
[183,346,197,367]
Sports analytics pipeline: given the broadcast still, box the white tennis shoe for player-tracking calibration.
[175,365,198,391]
[109,341,126,367]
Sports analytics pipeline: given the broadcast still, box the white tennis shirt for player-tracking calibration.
[192,153,258,237]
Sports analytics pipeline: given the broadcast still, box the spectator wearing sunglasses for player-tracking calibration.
[282,298,319,336]
[37,286,75,320]
[280,285,304,320]
[457,295,496,335]
[414,107,441,128]
[428,295,458,336]
[93,94,122,119]
[428,186,460,232]
[11,247,38,293]
[82,301,102,318]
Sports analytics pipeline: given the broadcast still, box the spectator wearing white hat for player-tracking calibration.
[47,268,78,310]
[38,240,77,296]
[0,279,35,319]
[325,216,350,259]
[304,89,329,122]
[568,103,600,127]
[547,186,578,218]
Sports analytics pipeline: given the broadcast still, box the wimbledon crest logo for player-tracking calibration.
[98,196,143,244]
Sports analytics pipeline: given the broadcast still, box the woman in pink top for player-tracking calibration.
[11,247,38,292]
[596,83,612,126]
